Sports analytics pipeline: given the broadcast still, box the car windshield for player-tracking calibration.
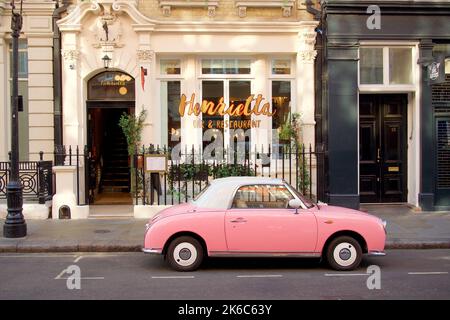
[288,185,315,209]
[192,184,210,202]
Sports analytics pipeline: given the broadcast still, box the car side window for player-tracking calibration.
[231,184,294,209]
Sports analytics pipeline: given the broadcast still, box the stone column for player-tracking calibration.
[136,33,154,146]
[61,32,82,148]
[27,36,54,161]
[297,26,318,149]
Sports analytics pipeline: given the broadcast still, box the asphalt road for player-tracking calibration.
[0,249,449,300]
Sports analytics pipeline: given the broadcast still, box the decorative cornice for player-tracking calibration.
[57,2,318,34]
[136,49,154,63]
[235,0,295,18]
[298,26,318,62]
[158,1,219,17]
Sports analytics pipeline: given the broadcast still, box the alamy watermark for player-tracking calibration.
[366,5,381,30]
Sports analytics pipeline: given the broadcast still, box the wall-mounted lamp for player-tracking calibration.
[102,54,112,69]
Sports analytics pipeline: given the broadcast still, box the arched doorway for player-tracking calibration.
[87,71,135,205]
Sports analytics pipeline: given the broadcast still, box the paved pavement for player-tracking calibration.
[0,204,449,252]
[0,250,449,299]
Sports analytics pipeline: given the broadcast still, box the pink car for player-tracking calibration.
[143,177,386,271]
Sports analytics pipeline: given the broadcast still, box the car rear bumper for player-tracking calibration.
[142,248,162,254]
[367,250,386,257]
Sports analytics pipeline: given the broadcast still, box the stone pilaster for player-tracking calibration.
[296,25,318,149]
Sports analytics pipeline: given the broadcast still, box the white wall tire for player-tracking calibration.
[326,236,363,271]
[166,236,204,271]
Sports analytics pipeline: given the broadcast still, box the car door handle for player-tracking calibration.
[230,217,247,223]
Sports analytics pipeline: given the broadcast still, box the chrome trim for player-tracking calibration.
[367,251,386,257]
[142,248,162,254]
[209,251,321,258]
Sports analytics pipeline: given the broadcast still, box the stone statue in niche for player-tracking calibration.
[92,5,124,48]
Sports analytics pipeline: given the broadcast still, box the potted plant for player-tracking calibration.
[118,109,147,193]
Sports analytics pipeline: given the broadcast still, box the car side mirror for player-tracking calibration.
[288,199,303,214]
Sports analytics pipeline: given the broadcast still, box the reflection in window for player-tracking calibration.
[202,59,251,74]
[360,48,383,84]
[232,184,294,209]
[202,81,224,153]
[389,48,413,84]
[229,81,251,155]
[272,81,291,156]
[272,59,291,75]
[161,81,181,149]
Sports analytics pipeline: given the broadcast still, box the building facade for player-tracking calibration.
[318,0,450,211]
[0,0,56,162]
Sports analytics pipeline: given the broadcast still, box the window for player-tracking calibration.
[389,48,413,84]
[9,40,28,79]
[359,46,414,86]
[272,59,291,75]
[201,59,251,75]
[232,184,294,209]
[87,71,135,101]
[161,81,181,148]
[360,48,383,84]
[160,59,181,75]
[8,40,29,160]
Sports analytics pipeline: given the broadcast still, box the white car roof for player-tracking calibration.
[192,176,285,210]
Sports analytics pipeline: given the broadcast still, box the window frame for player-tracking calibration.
[358,43,417,92]
[228,183,309,210]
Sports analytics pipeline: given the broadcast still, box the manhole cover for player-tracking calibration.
[94,229,111,234]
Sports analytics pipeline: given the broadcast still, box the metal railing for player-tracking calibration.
[0,151,53,204]
[133,144,324,206]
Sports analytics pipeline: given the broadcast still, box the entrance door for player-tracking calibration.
[359,94,407,203]
[86,71,135,205]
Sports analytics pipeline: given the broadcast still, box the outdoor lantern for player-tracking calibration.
[102,54,112,69]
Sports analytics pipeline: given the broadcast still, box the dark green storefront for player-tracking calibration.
[316,1,450,210]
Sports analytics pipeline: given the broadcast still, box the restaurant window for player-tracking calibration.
[231,184,294,209]
[201,80,252,154]
[272,59,291,75]
[201,59,251,75]
[272,81,291,152]
[161,81,181,148]
[160,59,181,75]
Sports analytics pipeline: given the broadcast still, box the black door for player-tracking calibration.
[359,94,407,203]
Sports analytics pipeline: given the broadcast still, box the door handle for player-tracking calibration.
[377,148,381,163]
[230,217,247,223]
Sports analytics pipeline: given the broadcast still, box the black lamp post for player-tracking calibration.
[4,0,26,238]
[102,54,111,69]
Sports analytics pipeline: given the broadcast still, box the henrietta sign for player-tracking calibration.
[178,93,276,117]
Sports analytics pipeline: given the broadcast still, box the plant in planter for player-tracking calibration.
[278,112,311,194]
[118,109,147,194]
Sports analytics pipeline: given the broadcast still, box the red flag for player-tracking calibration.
[141,67,147,91]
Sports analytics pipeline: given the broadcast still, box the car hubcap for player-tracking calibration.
[173,242,197,267]
[333,242,357,267]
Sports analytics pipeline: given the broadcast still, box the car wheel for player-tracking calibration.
[166,236,204,272]
[326,236,362,271]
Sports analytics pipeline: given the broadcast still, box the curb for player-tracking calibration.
[0,242,449,253]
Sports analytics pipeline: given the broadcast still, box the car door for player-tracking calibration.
[225,184,318,254]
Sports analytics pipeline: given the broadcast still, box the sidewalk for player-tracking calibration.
[0,205,449,252]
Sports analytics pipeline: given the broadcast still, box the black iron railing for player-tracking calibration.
[133,144,324,206]
[53,144,325,207]
[0,152,53,204]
